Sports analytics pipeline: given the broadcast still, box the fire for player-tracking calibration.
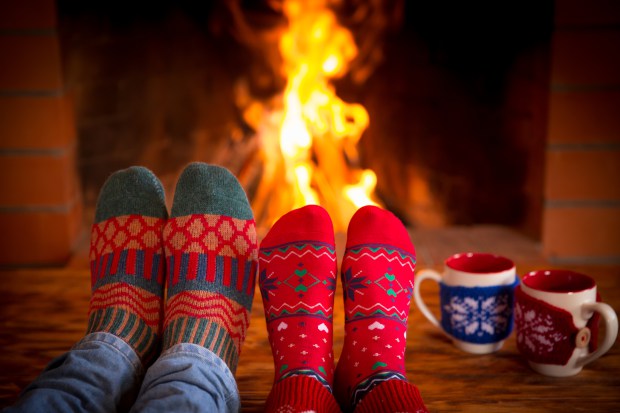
[246,0,380,230]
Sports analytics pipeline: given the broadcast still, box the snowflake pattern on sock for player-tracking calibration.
[338,246,414,407]
[259,205,338,390]
[260,242,337,388]
[334,206,420,412]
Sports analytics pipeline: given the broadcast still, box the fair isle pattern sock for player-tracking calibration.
[162,163,257,374]
[334,206,416,412]
[87,166,168,364]
[259,205,337,390]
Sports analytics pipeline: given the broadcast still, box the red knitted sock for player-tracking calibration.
[259,205,337,391]
[335,206,418,412]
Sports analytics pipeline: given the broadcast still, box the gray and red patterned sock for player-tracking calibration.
[162,163,258,374]
[87,166,168,365]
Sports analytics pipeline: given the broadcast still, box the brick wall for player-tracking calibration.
[0,0,81,266]
[542,0,620,263]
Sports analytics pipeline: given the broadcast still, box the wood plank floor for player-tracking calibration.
[1,226,619,412]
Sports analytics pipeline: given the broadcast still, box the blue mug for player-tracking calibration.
[414,252,518,354]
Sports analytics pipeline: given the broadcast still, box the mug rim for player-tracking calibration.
[446,252,514,274]
[522,269,595,293]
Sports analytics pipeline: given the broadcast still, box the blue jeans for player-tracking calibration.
[4,332,240,413]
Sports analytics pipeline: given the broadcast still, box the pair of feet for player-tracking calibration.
[87,163,257,373]
[259,204,416,411]
[87,162,417,411]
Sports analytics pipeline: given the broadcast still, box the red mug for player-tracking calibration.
[514,270,618,377]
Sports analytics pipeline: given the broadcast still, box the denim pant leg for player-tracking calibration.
[130,343,240,413]
[4,332,143,413]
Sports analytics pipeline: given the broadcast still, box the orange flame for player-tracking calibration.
[249,0,380,230]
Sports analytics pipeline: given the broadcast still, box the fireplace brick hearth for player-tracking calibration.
[542,0,620,263]
[0,0,81,266]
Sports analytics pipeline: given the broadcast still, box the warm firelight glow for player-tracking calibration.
[247,0,381,230]
[344,169,378,208]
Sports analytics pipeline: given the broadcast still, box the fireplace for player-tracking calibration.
[60,0,553,230]
[1,0,619,265]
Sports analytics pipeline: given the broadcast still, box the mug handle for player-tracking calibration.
[576,302,618,368]
[414,269,444,332]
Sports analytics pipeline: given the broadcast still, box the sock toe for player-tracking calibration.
[260,205,334,249]
[171,162,253,219]
[346,205,414,254]
[95,166,167,223]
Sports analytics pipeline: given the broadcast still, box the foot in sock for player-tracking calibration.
[87,166,168,365]
[162,163,257,374]
[259,205,337,390]
[335,205,417,411]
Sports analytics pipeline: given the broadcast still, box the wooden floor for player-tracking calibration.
[1,226,619,412]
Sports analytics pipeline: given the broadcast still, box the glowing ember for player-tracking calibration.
[247,0,381,230]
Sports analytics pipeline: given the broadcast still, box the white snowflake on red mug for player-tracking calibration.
[514,301,567,356]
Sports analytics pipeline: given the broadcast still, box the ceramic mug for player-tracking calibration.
[514,269,618,377]
[414,252,518,354]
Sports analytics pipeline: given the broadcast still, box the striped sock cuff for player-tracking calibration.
[163,289,250,373]
[280,369,332,392]
[87,307,159,363]
[354,379,428,413]
[87,282,163,362]
[163,316,240,372]
[265,375,341,413]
